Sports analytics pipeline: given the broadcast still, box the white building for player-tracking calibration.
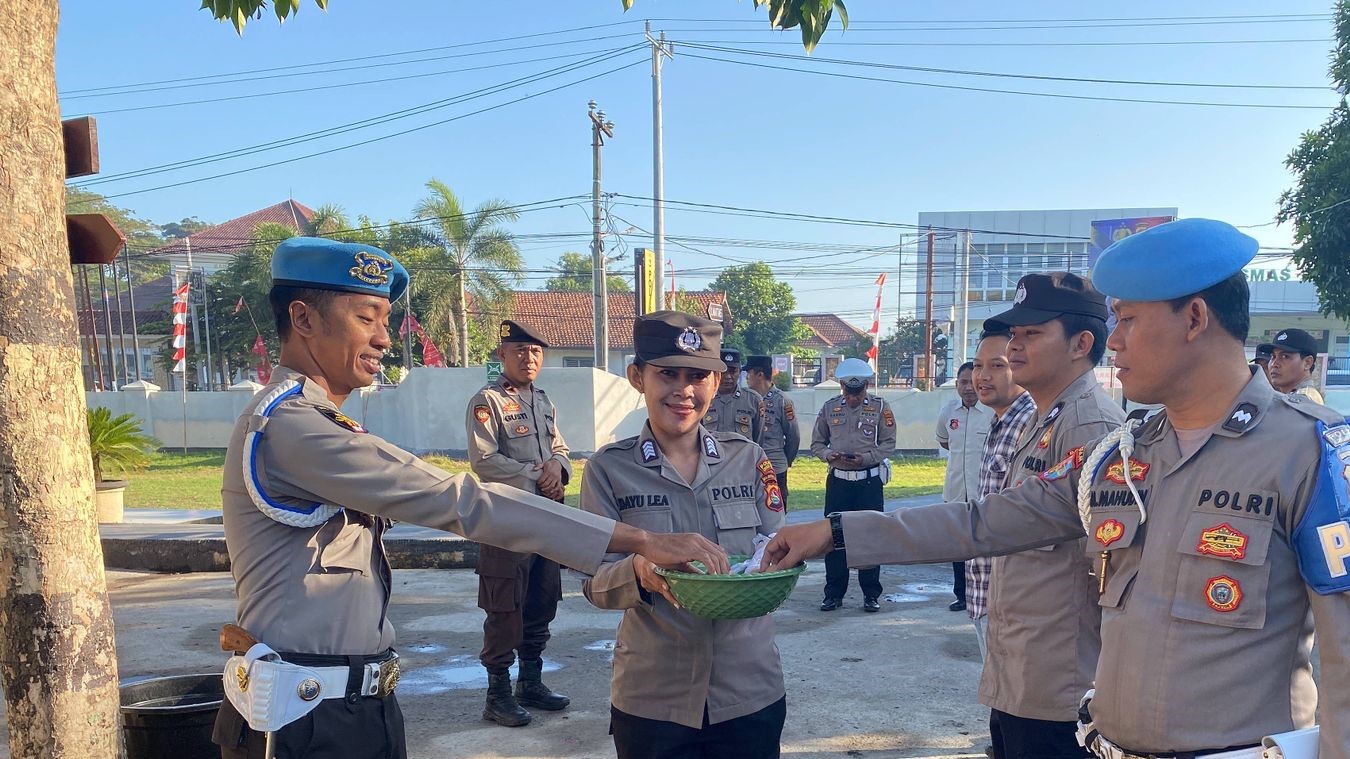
[913,208,1350,387]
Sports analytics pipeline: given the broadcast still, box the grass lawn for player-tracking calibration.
[126,451,946,512]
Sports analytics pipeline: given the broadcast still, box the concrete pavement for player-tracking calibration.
[97,561,988,759]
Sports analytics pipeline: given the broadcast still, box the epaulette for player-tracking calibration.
[1277,392,1344,426]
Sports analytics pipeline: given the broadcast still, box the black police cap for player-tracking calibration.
[720,348,743,366]
[984,272,1107,332]
[632,310,727,372]
[744,355,773,373]
[1271,328,1319,356]
[498,320,549,347]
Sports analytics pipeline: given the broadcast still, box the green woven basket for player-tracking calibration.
[654,556,805,620]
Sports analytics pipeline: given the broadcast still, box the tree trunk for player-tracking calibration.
[0,5,123,757]
[455,269,469,367]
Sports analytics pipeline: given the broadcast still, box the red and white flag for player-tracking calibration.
[251,334,272,384]
[233,296,244,316]
[399,312,445,368]
[866,273,886,369]
[171,280,190,373]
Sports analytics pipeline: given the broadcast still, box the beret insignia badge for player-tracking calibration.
[349,251,393,286]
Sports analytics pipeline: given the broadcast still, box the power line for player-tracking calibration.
[74,47,636,117]
[57,21,643,96]
[678,50,1332,110]
[657,17,1334,33]
[676,42,1330,91]
[76,46,643,188]
[664,37,1329,48]
[648,13,1333,24]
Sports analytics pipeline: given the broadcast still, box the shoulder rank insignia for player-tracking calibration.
[1204,575,1242,612]
[704,435,721,459]
[1104,458,1150,484]
[474,405,491,424]
[641,439,659,463]
[1222,402,1259,433]
[1197,523,1249,560]
[1043,403,1063,427]
[1094,518,1124,548]
[1036,426,1054,449]
[1040,446,1083,482]
[317,407,367,434]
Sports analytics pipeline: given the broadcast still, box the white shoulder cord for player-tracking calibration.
[1075,418,1145,535]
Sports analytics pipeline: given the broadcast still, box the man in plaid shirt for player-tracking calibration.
[968,329,1036,660]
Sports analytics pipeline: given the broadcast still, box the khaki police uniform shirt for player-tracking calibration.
[466,376,571,494]
[810,394,898,470]
[581,424,787,729]
[705,387,764,443]
[979,369,1123,721]
[759,388,800,473]
[935,399,992,501]
[840,370,1350,757]
[221,366,615,655]
[1291,377,1325,405]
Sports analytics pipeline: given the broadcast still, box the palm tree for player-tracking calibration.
[309,203,350,239]
[412,179,523,366]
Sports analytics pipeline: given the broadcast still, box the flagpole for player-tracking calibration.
[176,271,188,453]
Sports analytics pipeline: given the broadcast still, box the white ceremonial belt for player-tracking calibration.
[832,466,881,481]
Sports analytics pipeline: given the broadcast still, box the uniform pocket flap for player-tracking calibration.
[1085,508,1143,556]
[712,500,762,530]
[1177,512,1274,566]
[619,506,674,533]
[1098,564,1139,609]
[317,523,371,574]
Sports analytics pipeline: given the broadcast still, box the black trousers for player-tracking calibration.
[611,697,787,759]
[822,472,883,601]
[775,471,790,510]
[952,561,967,603]
[989,709,1090,759]
[479,553,562,672]
[214,652,406,759]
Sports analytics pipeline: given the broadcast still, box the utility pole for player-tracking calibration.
[589,101,614,372]
[956,230,971,366]
[647,22,673,309]
[200,270,215,390]
[124,245,143,383]
[97,263,117,389]
[923,228,935,389]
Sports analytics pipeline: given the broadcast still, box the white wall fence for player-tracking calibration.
[87,369,1350,456]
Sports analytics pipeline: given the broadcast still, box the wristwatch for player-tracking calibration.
[826,512,846,550]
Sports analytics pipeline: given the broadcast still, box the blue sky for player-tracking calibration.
[56,1,1340,326]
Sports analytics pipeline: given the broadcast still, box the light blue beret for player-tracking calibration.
[271,237,408,302]
[1091,218,1257,301]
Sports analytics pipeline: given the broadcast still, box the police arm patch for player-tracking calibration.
[1040,446,1083,482]
[1293,420,1350,594]
[758,458,784,512]
[785,401,796,421]
[474,405,491,424]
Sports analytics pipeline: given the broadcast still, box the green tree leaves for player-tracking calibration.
[709,261,805,354]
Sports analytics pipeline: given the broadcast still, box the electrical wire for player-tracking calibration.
[677,51,1332,110]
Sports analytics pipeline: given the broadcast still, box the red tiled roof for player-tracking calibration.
[796,313,869,350]
[502,291,731,349]
[148,199,316,256]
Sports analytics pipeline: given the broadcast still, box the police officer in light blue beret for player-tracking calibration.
[762,218,1350,758]
[214,239,729,759]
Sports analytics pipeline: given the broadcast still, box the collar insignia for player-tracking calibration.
[641,439,659,463]
[1222,402,1259,433]
[318,407,367,433]
[1043,403,1063,427]
[704,435,720,459]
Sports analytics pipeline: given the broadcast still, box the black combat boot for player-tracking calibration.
[514,657,570,711]
[483,670,531,727]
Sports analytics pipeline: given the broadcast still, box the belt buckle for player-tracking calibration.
[375,654,400,698]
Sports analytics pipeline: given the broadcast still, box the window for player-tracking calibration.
[563,356,595,368]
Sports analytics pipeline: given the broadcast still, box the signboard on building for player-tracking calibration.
[1088,216,1175,268]
[486,361,503,383]
[635,248,657,316]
